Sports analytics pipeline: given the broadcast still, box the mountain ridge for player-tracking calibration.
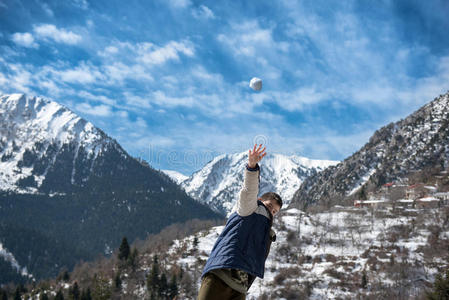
[176,151,338,215]
[290,90,449,209]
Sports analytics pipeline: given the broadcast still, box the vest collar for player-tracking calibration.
[257,200,273,224]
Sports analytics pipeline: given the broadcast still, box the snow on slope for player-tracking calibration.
[167,206,448,299]
[0,93,111,193]
[0,242,33,279]
[181,152,339,216]
[161,169,189,185]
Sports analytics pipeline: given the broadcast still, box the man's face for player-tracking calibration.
[261,199,281,217]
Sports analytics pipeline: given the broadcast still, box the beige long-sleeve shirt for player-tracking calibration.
[236,164,260,216]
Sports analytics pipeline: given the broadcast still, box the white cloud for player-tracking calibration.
[5,63,33,93]
[190,66,223,84]
[33,24,82,45]
[192,5,215,19]
[137,41,194,65]
[79,91,116,106]
[76,103,112,117]
[11,32,38,48]
[95,40,194,86]
[103,62,153,84]
[151,90,195,107]
[251,87,330,112]
[53,62,104,84]
[38,79,63,96]
[0,72,7,86]
[218,21,274,57]
[103,45,119,55]
[39,1,54,17]
[123,92,152,109]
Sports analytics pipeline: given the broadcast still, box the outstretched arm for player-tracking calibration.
[237,144,267,216]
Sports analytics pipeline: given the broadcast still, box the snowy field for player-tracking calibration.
[165,206,449,299]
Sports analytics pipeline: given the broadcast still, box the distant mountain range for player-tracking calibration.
[290,91,449,209]
[0,94,221,283]
[163,152,339,215]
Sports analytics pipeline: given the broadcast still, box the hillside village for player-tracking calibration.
[353,170,449,210]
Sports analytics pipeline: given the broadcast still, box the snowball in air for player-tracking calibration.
[249,77,262,91]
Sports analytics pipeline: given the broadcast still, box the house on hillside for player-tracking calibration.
[396,199,415,208]
[382,182,394,192]
[424,185,438,194]
[434,192,449,206]
[354,199,390,208]
[406,184,427,200]
[416,196,440,208]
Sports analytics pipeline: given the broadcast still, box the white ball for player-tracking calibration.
[249,77,262,91]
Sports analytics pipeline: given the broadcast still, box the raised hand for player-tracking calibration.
[248,144,266,168]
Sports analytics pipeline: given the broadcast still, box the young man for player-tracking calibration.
[198,144,283,300]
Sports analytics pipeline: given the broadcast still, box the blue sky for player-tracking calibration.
[1,0,449,175]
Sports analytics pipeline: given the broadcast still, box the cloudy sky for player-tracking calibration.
[1,0,448,175]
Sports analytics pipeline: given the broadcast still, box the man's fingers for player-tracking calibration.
[250,144,267,161]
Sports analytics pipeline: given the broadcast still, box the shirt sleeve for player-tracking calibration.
[237,164,260,216]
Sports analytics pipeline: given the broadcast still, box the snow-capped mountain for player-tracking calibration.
[0,93,221,283]
[180,152,338,215]
[291,91,449,209]
[0,93,113,193]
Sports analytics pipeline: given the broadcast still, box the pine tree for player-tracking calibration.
[193,235,199,252]
[147,255,160,297]
[359,185,367,200]
[55,289,64,300]
[179,266,184,280]
[80,288,92,300]
[128,248,138,271]
[69,282,80,300]
[62,270,70,282]
[114,273,122,291]
[159,273,168,298]
[118,237,130,261]
[168,274,178,299]
[13,287,20,300]
[92,274,112,300]
[361,271,368,289]
[40,293,49,300]
[426,269,449,300]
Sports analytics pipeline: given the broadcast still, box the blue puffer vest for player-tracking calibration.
[201,201,272,279]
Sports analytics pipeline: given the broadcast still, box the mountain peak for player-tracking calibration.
[0,93,105,147]
[181,150,339,215]
[0,93,114,193]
